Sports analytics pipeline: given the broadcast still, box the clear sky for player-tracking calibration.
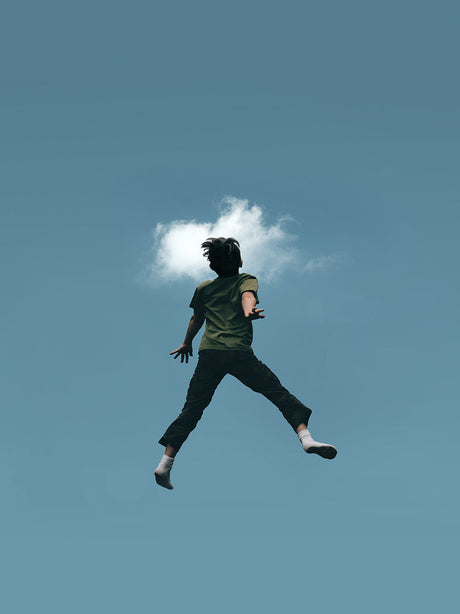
[1,1,459,613]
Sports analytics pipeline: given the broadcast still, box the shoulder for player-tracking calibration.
[238,272,258,285]
[190,279,213,308]
[196,279,214,291]
[192,279,215,300]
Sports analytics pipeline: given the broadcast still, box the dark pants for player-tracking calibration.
[158,350,312,451]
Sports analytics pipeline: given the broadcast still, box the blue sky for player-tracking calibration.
[1,1,459,612]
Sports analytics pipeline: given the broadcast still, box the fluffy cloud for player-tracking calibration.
[146,196,338,283]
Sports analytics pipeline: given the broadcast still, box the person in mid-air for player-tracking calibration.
[154,237,337,489]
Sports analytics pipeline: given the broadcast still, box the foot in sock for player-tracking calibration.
[154,454,174,489]
[298,428,337,459]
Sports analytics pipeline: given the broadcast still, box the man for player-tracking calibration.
[155,237,337,490]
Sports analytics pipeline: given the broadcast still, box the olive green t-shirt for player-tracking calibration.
[190,273,259,352]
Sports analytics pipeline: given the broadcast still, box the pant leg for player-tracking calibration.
[228,351,312,431]
[158,351,227,451]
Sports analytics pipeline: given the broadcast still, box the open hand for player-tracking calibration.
[170,344,193,363]
[246,307,265,320]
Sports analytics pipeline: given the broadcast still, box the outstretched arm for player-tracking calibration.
[170,313,205,363]
[241,291,265,320]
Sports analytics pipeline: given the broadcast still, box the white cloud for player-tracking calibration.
[145,196,340,284]
[302,255,342,273]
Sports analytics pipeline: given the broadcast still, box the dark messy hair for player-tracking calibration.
[201,237,242,276]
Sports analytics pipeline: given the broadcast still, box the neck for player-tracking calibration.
[218,271,239,278]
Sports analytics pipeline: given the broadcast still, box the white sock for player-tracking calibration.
[158,454,174,469]
[298,428,337,459]
[298,428,313,445]
[154,454,175,489]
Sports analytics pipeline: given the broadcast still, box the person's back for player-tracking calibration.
[191,272,259,352]
[154,237,337,490]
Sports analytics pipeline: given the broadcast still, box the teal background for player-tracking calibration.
[1,1,458,612]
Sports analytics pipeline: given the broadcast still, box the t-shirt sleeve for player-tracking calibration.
[239,275,259,304]
[189,286,205,316]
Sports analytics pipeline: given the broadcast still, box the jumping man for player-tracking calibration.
[154,237,337,489]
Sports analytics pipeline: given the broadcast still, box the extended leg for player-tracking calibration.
[158,355,226,452]
[155,352,226,489]
[230,353,337,459]
[229,352,312,432]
